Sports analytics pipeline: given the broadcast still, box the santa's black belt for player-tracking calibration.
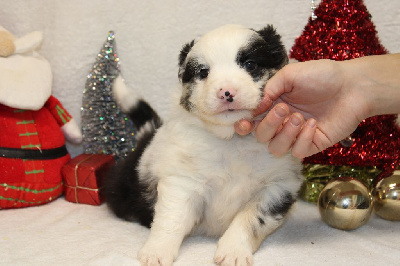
[0,146,68,160]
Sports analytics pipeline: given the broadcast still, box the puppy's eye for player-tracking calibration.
[243,60,257,71]
[199,68,209,79]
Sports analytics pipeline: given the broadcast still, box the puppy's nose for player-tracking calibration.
[218,88,237,102]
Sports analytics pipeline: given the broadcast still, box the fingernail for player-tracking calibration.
[238,121,247,131]
[290,114,302,127]
[275,106,288,118]
[307,118,316,128]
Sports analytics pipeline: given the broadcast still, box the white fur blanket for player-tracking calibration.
[1,198,399,265]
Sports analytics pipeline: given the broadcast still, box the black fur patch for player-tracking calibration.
[179,58,207,112]
[181,58,202,84]
[180,85,195,112]
[127,100,162,130]
[103,98,162,228]
[102,129,157,228]
[256,25,288,69]
[268,191,295,217]
[179,40,195,67]
[236,25,288,81]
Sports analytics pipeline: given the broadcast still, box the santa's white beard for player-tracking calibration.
[0,52,52,110]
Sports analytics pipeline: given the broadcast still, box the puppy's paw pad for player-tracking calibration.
[214,248,253,266]
[138,248,174,266]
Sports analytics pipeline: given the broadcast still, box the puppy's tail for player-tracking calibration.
[113,75,162,137]
[103,75,160,227]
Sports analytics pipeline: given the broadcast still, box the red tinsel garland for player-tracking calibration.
[291,0,387,61]
[290,0,400,172]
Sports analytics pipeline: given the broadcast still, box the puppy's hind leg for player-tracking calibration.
[138,176,204,266]
[214,188,296,266]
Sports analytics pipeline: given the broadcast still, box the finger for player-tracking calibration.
[268,113,304,156]
[234,119,254,136]
[276,116,291,135]
[291,118,318,158]
[263,65,294,101]
[254,103,290,143]
[253,95,273,117]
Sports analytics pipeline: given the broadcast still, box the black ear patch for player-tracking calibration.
[179,40,195,67]
[236,25,288,81]
[256,25,288,69]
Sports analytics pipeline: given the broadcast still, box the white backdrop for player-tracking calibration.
[1,2,400,265]
[1,0,400,157]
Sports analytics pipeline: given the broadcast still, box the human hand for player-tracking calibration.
[235,59,368,158]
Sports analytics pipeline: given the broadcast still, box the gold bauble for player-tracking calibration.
[372,170,400,221]
[318,177,373,230]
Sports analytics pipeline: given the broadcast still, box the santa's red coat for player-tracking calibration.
[0,96,71,208]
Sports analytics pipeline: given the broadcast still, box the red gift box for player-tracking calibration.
[61,154,114,205]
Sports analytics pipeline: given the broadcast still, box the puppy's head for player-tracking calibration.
[178,24,288,128]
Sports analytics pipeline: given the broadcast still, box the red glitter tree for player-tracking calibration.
[290,0,400,202]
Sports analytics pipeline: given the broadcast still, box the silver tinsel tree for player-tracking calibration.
[81,31,136,160]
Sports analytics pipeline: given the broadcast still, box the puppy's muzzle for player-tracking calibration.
[218,88,237,103]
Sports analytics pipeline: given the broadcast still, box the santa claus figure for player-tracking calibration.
[0,26,82,208]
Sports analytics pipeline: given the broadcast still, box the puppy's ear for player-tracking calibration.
[179,40,195,67]
[257,25,288,69]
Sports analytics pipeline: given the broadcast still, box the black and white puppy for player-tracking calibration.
[105,24,302,266]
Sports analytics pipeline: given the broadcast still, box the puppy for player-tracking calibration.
[104,24,302,266]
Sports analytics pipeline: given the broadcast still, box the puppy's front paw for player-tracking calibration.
[138,247,174,266]
[214,243,253,266]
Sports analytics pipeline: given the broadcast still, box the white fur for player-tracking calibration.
[0,52,52,110]
[187,25,268,133]
[0,29,51,110]
[14,31,43,54]
[61,118,83,144]
[136,120,157,142]
[138,110,301,265]
[133,25,302,265]
[113,75,142,113]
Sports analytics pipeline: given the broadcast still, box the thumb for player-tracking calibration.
[264,65,293,101]
[253,66,289,117]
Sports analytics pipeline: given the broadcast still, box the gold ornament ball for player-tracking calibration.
[372,170,400,221]
[318,177,373,230]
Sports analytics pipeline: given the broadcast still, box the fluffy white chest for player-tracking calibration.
[139,116,300,236]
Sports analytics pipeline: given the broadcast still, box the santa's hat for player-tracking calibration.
[0,26,43,57]
[0,26,51,111]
